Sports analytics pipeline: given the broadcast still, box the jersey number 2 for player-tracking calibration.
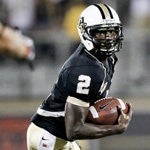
[76,75,91,94]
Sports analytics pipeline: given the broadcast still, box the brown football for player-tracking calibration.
[86,97,129,125]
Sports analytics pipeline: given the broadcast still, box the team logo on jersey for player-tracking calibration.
[99,82,108,94]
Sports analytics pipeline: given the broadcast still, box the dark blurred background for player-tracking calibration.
[0,0,150,149]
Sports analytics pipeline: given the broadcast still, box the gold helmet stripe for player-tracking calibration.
[94,4,105,19]
[94,3,114,19]
[103,4,113,19]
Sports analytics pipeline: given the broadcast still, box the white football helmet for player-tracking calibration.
[77,3,123,56]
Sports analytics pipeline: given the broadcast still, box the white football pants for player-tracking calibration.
[27,123,81,150]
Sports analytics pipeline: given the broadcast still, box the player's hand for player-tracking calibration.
[117,103,133,133]
[14,27,36,71]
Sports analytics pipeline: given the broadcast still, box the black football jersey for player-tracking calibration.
[31,44,118,140]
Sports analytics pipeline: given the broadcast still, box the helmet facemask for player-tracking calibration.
[87,24,123,56]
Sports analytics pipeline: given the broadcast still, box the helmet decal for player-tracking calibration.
[78,17,87,34]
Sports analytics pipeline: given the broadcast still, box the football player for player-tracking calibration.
[27,3,132,150]
[0,21,35,70]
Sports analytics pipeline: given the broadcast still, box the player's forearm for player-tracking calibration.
[0,24,28,58]
[66,123,124,140]
[81,123,125,139]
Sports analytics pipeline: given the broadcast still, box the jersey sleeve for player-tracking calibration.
[63,65,105,104]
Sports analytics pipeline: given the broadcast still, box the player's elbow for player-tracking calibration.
[66,128,80,141]
[66,132,75,141]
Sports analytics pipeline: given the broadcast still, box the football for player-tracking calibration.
[86,97,129,125]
